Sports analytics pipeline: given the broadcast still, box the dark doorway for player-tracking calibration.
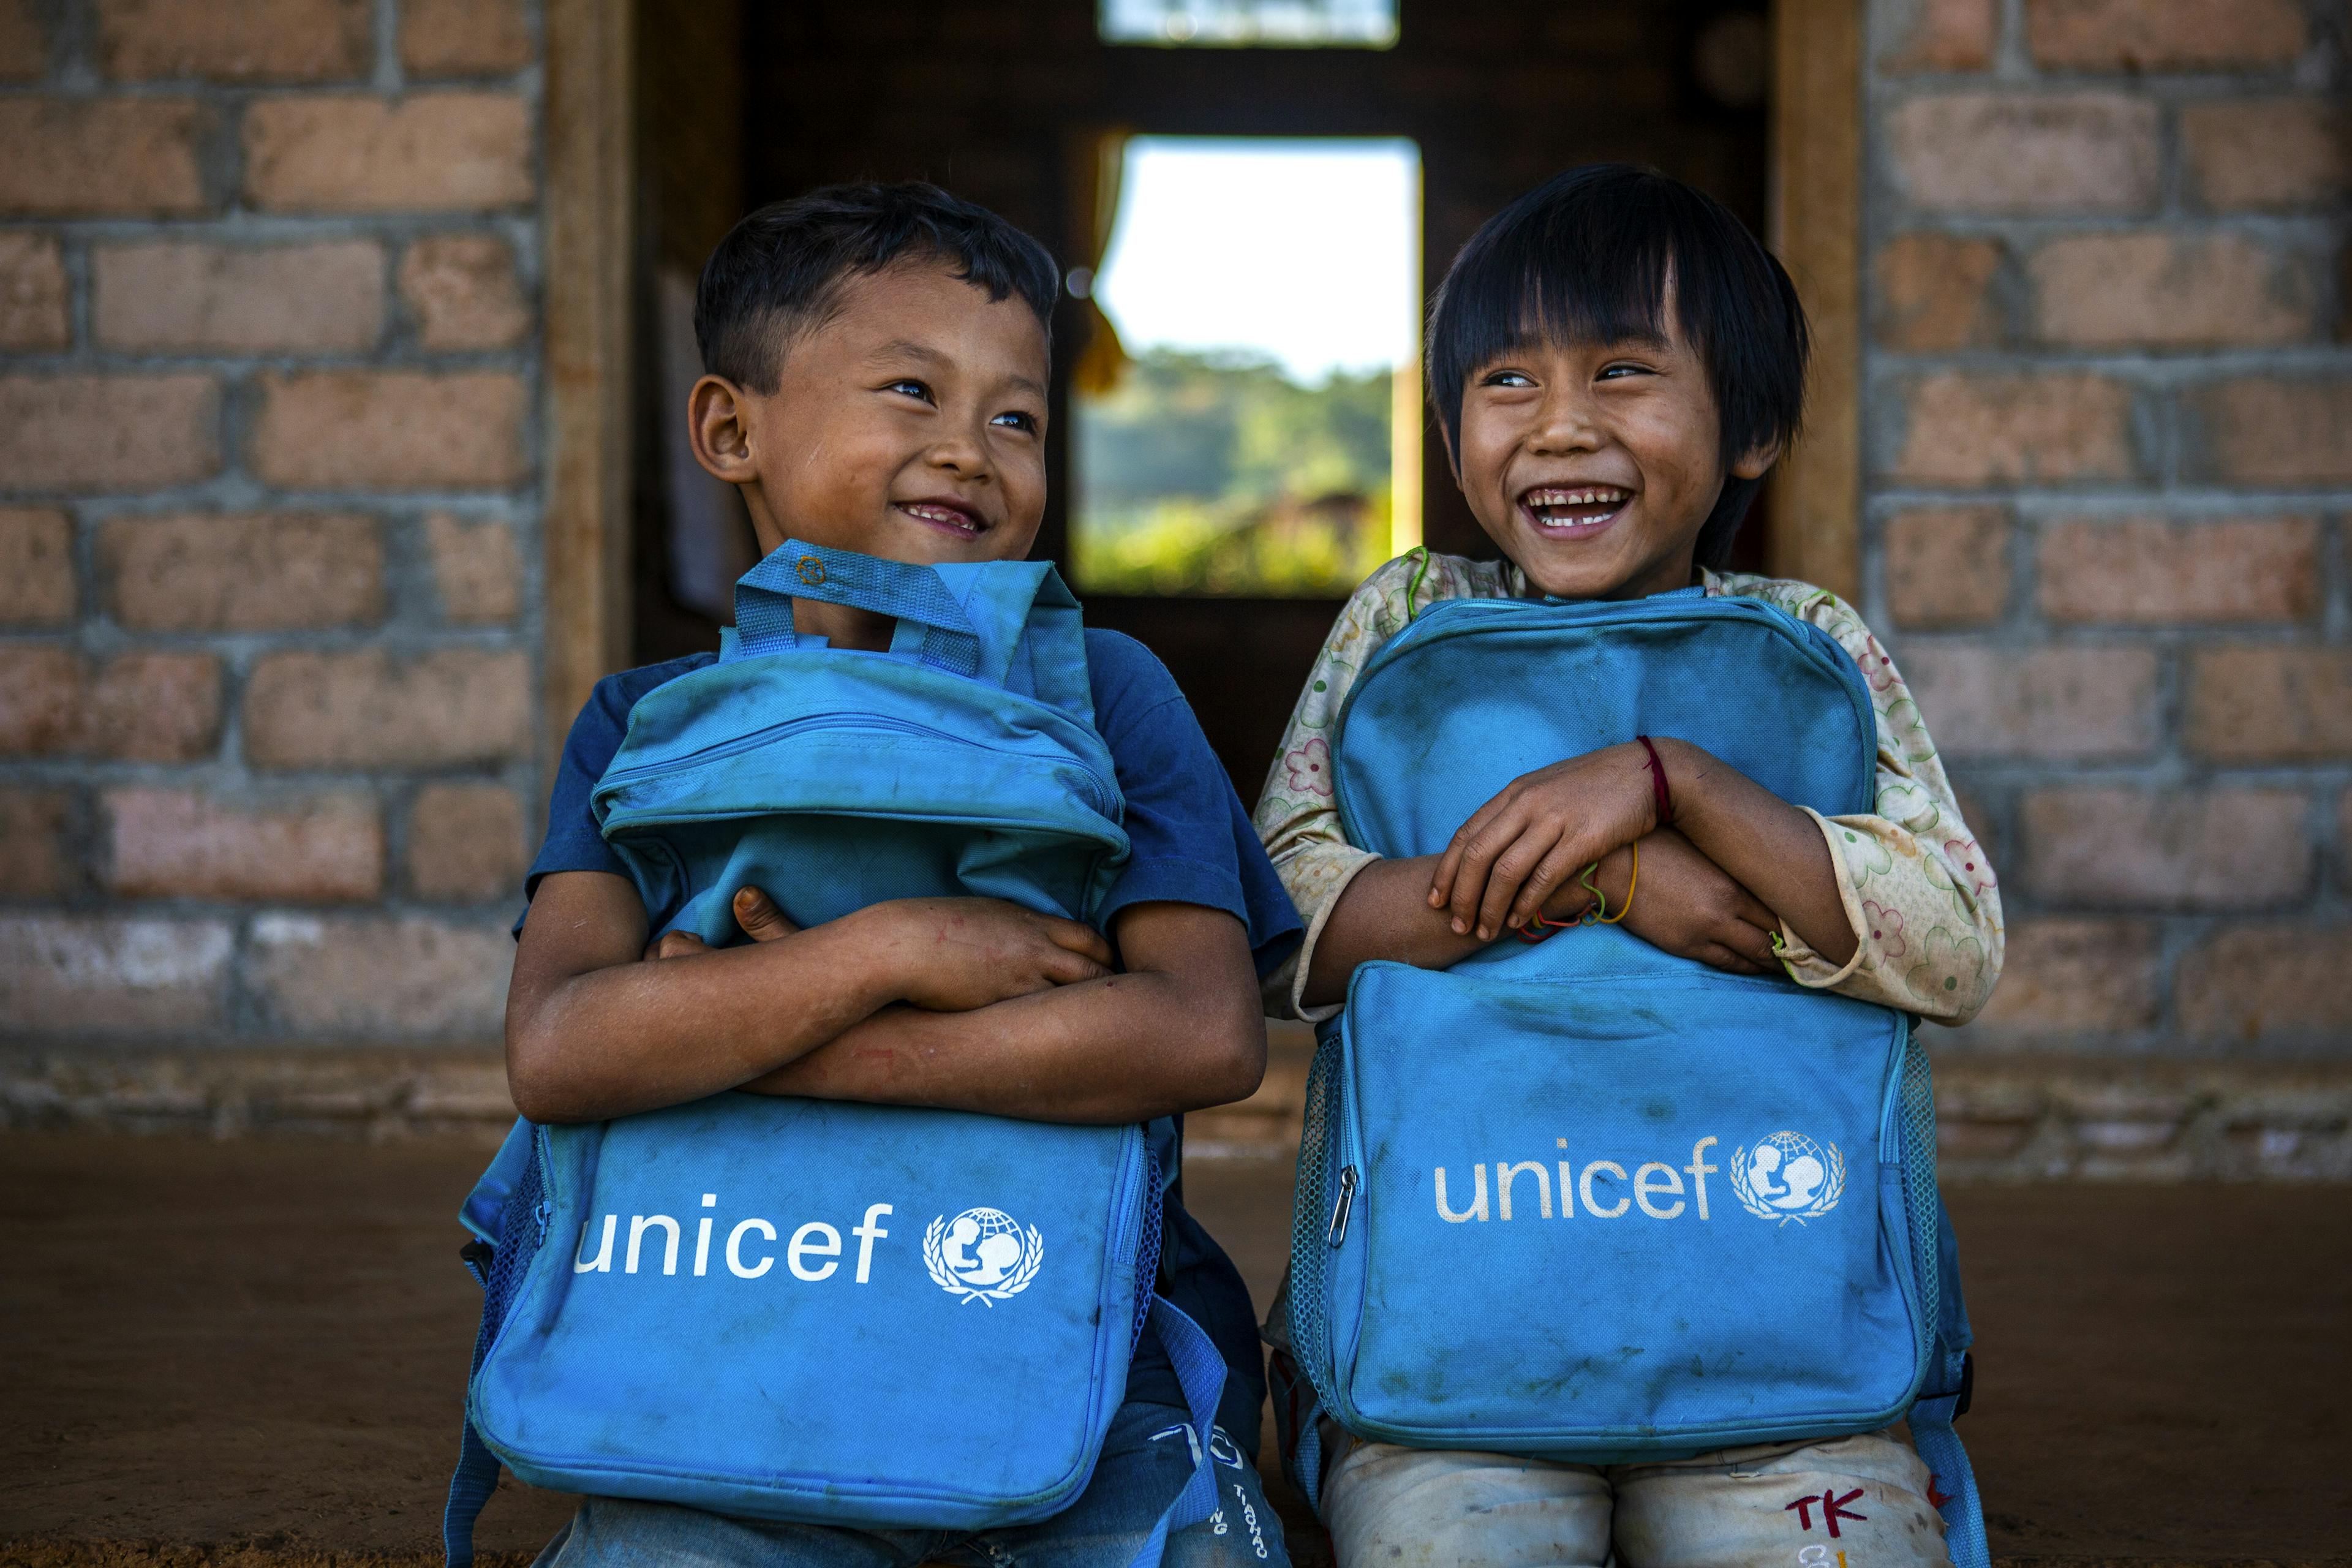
[631,0,1770,796]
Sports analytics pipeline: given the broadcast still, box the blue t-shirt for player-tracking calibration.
[524,628,1302,1446]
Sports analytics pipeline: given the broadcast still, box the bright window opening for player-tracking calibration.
[1099,0,1398,48]
[1072,137,1422,598]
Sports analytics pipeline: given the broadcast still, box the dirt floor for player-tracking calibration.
[2,1133,2346,1567]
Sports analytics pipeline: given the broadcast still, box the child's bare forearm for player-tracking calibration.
[505,874,1114,1123]
[748,904,1266,1123]
[1656,739,1857,965]
[747,976,1246,1122]
[507,890,907,1124]
[1302,857,1490,1007]
[1306,844,1667,1006]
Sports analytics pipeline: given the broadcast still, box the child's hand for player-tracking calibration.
[1597,830,1784,974]
[870,895,1115,1011]
[1430,743,1659,942]
[643,886,801,959]
[649,888,1114,1012]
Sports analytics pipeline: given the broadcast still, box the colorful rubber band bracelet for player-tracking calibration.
[1596,841,1638,925]
[1576,861,1609,925]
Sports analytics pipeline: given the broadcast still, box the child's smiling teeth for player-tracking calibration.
[899,501,983,535]
[1524,486,1631,526]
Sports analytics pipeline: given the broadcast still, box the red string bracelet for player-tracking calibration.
[1637,735,1673,829]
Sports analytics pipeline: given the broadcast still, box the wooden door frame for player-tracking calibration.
[535,0,1868,751]
[540,0,637,769]
[1766,0,1866,601]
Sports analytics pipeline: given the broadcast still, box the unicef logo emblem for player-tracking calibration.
[1730,1131,1847,1225]
[923,1207,1044,1305]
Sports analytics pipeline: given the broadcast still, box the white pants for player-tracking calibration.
[1319,1425,1954,1568]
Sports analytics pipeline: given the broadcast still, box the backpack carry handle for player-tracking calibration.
[734,540,983,677]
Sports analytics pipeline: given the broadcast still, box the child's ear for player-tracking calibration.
[1729,436,1783,483]
[688,374,758,485]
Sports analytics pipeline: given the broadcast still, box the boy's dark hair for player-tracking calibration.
[1425,164,1809,570]
[695,181,1061,392]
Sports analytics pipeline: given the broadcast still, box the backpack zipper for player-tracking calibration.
[1107,1126,1145,1268]
[598,712,1118,820]
[1327,1016,1368,1248]
[1332,596,1875,843]
[1327,1163,1359,1249]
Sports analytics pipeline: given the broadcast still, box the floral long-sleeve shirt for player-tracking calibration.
[1253,551,2005,1025]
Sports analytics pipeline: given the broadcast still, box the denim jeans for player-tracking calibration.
[530,1398,1289,1568]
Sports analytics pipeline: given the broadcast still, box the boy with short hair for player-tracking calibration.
[1256,164,2004,1567]
[509,182,1298,1567]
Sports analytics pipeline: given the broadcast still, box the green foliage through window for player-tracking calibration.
[1074,348,1395,597]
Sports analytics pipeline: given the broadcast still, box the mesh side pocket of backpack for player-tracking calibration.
[1897,1028,1942,1366]
[480,1135,548,1351]
[1284,1033,1343,1403]
[1130,1143,1165,1354]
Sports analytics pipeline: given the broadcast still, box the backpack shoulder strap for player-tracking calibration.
[1912,1194,1989,1568]
[443,1211,516,1567]
[1910,1359,1987,1568]
[1122,1295,1227,1568]
[442,1404,500,1567]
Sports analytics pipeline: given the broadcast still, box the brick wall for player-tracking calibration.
[1861,0,2351,1171]
[4,0,2347,1170]
[0,0,543,1104]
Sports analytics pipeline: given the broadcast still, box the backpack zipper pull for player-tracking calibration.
[1327,1163,1359,1248]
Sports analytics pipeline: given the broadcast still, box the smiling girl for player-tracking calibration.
[1255,164,2005,1568]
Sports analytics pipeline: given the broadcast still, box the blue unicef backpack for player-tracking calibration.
[1282,588,1987,1568]
[443,543,1226,1567]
